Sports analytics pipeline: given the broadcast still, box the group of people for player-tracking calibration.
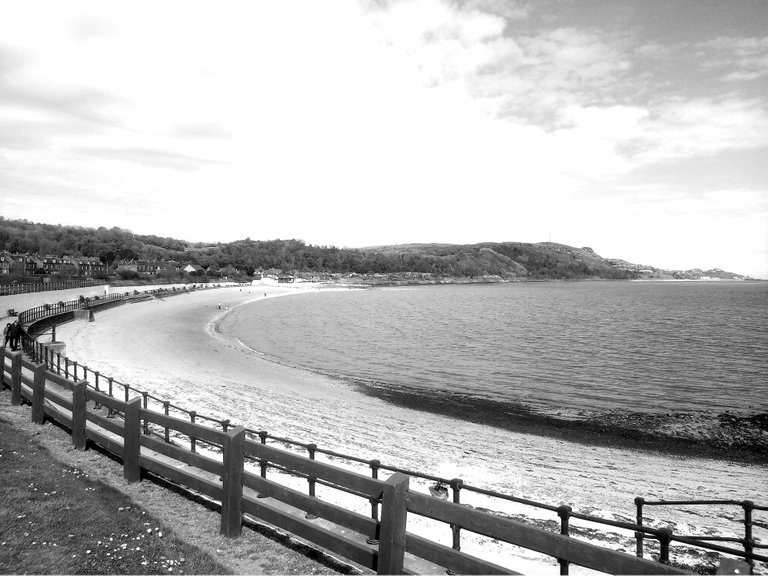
[2,320,22,351]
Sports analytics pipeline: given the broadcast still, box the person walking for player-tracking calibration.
[2,322,10,348]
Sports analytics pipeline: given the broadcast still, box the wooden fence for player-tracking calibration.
[2,344,696,575]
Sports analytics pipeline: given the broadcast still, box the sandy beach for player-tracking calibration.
[31,284,768,573]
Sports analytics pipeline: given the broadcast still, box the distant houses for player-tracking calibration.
[0,251,234,280]
[182,264,204,275]
[116,259,182,276]
[0,251,107,277]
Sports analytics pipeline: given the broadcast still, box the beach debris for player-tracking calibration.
[429,481,449,499]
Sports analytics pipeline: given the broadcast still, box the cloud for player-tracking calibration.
[70,146,228,171]
[0,42,128,153]
[697,36,768,82]
[171,122,233,140]
[631,96,768,164]
[69,15,118,42]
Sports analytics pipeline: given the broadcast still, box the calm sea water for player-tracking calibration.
[225,281,768,419]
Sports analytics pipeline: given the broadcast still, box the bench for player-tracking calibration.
[6,309,17,316]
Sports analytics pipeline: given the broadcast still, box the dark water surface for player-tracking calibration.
[226,281,768,420]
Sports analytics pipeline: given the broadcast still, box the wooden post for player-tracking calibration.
[72,380,88,450]
[124,396,142,483]
[377,472,409,575]
[658,528,672,564]
[10,351,22,406]
[31,363,47,424]
[221,426,245,538]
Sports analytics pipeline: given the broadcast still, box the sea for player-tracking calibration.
[225,280,768,420]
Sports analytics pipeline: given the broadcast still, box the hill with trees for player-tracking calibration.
[0,216,750,283]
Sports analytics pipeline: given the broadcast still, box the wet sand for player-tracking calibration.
[50,284,767,573]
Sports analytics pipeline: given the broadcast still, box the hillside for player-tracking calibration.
[0,216,751,282]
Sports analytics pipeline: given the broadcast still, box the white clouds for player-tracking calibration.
[630,96,768,165]
[0,0,766,276]
[697,36,768,82]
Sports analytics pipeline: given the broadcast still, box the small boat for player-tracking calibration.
[429,482,449,500]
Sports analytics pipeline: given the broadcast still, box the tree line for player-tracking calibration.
[0,217,638,281]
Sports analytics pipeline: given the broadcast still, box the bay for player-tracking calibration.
[225,281,768,419]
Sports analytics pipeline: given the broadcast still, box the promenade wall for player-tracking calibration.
[1,285,109,323]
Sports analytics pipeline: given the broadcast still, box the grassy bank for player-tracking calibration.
[0,416,231,574]
[0,391,355,575]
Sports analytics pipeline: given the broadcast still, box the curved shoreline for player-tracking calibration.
[50,284,767,571]
[210,287,768,465]
[52,284,768,467]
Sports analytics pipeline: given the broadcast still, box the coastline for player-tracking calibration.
[351,381,768,465]
[48,284,767,572]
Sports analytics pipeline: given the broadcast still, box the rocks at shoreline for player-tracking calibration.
[585,410,768,462]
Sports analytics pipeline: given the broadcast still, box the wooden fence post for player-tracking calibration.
[377,472,409,575]
[221,426,245,538]
[72,380,88,450]
[31,363,47,424]
[10,351,22,406]
[124,396,142,483]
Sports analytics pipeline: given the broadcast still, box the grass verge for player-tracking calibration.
[0,415,232,575]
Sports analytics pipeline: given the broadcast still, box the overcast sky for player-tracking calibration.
[1,0,766,277]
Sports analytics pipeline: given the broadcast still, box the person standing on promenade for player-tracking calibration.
[8,321,20,351]
[2,322,10,348]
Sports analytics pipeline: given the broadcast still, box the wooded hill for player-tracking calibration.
[0,216,747,281]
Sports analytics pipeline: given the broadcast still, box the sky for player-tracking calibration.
[0,0,766,278]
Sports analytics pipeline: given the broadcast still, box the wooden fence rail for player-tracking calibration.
[1,344,695,575]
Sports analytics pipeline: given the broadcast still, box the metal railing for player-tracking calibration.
[0,279,99,297]
[636,497,768,573]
